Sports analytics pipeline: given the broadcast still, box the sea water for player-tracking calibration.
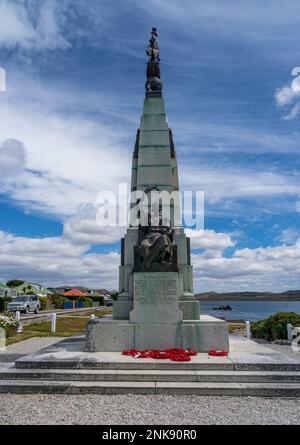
[200,300,300,321]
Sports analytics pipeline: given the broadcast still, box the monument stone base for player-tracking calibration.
[86,272,229,353]
[85,316,229,352]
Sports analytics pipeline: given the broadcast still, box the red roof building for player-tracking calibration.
[64,288,87,297]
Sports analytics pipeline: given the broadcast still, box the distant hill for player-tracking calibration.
[196,291,300,301]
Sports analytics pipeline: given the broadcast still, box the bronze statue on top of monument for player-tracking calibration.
[145,27,162,96]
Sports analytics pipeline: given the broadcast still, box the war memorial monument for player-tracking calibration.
[85,29,229,353]
[2,30,300,399]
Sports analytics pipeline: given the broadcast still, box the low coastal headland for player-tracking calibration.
[196,290,300,301]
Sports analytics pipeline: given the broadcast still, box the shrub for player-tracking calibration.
[90,296,105,306]
[61,295,78,302]
[0,312,18,330]
[39,297,48,311]
[0,297,12,313]
[6,280,24,288]
[251,312,300,341]
[77,296,93,307]
[52,295,69,309]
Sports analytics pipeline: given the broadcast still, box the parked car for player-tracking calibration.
[7,295,40,314]
[106,299,114,307]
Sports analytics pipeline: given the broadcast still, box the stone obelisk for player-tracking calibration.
[86,29,229,353]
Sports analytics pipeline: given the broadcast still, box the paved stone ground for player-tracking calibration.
[0,337,65,367]
[257,341,300,360]
[0,394,299,425]
[0,336,299,425]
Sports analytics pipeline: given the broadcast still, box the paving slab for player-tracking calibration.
[155,382,244,396]
[229,335,300,370]
[0,380,156,395]
[14,335,234,370]
[13,334,300,372]
[0,337,65,365]
[240,383,300,397]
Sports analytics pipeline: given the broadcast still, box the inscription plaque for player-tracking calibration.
[130,272,182,324]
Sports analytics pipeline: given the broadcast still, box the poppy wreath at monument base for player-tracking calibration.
[208,350,229,357]
[122,348,197,362]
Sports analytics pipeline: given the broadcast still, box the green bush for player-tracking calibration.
[77,296,93,307]
[251,312,300,341]
[0,297,12,313]
[52,295,69,309]
[61,295,78,302]
[39,297,48,311]
[6,280,24,288]
[90,296,105,306]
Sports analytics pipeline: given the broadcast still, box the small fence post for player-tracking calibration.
[51,313,57,333]
[287,323,293,343]
[246,321,251,339]
[16,311,23,333]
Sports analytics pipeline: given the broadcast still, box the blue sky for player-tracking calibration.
[0,0,300,291]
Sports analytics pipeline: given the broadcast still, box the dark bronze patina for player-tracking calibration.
[145,27,162,97]
[133,186,178,273]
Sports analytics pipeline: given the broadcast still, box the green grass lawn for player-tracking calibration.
[4,308,112,346]
[228,322,246,334]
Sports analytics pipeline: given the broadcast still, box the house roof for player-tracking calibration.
[88,292,103,297]
[13,282,54,294]
[14,281,33,291]
[64,288,87,297]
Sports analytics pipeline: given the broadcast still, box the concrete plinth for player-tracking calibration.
[182,317,229,352]
[85,315,229,353]
[179,300,200,320]
[86,320,134,352]
[135,323,182,350]
[113,300,133,320]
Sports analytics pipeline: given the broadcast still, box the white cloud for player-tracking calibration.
[0,0,108,52]
[0,138,26,179]
[275,83,300,120]
[174,119,300,155]
[193,238,300,292]
[275,85,298,106]
[0,230,119,289]
[185,229,234,250]
[181,166,300,206]
[0,75,131,218]
[64,216,125,245]
[277,228,300,245]
[0,0,69,51]
[283,103,300,121]
[135,0,300,47]
[1,227,300,292]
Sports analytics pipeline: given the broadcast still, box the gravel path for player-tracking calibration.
[0,394,299,425]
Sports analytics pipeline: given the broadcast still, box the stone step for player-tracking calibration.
[14,357,300,372]
[0,379,300,396]
[14,359,235,371]
[1,368,300,383]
